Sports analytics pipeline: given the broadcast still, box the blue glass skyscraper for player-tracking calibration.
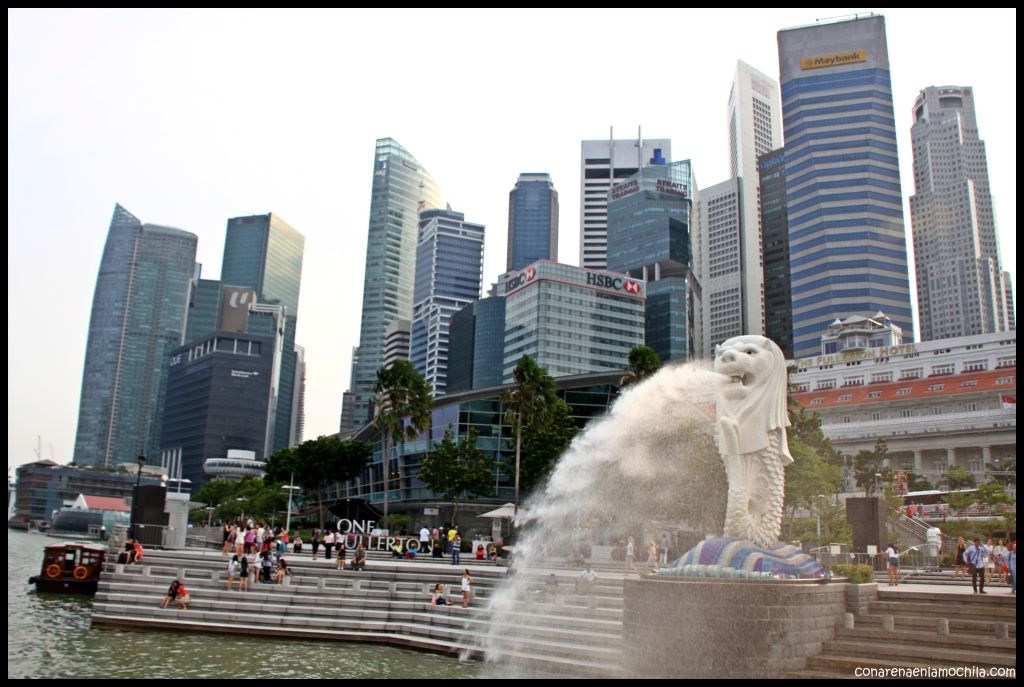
[73,204,198,467]
[506,173,558,271]
[777,15,913,358]
[447,297,507,393]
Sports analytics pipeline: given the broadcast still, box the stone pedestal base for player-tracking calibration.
[623,576,845,677]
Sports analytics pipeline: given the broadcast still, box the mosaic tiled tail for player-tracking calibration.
[659,537,828,579]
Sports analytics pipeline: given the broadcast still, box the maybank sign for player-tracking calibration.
[800,50,867,70]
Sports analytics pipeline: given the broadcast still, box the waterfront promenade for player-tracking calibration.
[89,545,1015,677]
[91,546,628,676]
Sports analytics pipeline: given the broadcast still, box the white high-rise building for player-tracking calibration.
[725,61,783,337]
[910,85,1012,341]
[409,209,485,395]
[579,133,670,270]
[699,178,744,354]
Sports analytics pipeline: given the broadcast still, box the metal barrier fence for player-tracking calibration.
[810,544,940,574]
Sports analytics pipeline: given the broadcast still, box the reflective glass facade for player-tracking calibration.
[73,205,198,467]
[222,213,305,450]
[507,173,558,271]
[410,209,485,395]
[778,15,913,359]
[759,147,794,359]
[184,278,222,344]
[351,139,445,425]
[332,373,623,526]
[607,161,699,362]
[580,138,670,270]
[502,261,645,380]
[447,297,507,394]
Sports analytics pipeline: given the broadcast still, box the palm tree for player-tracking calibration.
[501,355,556,515]
[372,360,432,529]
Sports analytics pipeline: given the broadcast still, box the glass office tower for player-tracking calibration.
[73,204,198,467]
[348,138,445,425]
[222,212,305,451]
[507,173,558,271]
[607,161,700,362]
[777,15,913,358]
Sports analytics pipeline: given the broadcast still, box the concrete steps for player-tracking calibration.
[796,588,1016,678]
[91,548,628,673]
[874,569,1012,589]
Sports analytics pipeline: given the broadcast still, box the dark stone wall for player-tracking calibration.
[623,576,845,677]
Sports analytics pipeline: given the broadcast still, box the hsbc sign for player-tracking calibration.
[586,272,642,295]
[504,266,537,292]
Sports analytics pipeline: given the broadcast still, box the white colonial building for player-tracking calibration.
[790,316,1015,488]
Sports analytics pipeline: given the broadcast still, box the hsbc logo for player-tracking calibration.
[586,272,641,294]
[504,266,537,292]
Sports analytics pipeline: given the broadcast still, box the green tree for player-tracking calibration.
[853,438,892,495]
[264,435,372,528]
[906,471,933,492]
[783,438,843,540]
[372,360,432,529]
[193,479,241,520]
[941,465,976,491]
[789,407,842,465]
[619,345,661,387]
[501,355,576,510]
[517,395,576,495]
[418,426,496,525]
[986,457,1015,487]
[194,476,289,525]
[974,481,1015,513]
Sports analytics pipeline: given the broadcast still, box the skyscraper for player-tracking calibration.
[909,85,1012,340]
[579,134,670,270]
[349,138,445,425]
[507,173,558,271]
[699,178,745,353]
[502,261,645,380]
[607,161,701,363]
[758,148,794,359]
[446,297,507,393]
[727,60,784,336]
[73,204,198,467]
[410,209,485,395]
[160,328,278,489]
[778,15,913,359]
[221,212,305,452]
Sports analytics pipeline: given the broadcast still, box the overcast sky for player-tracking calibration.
[7,8,1016,470]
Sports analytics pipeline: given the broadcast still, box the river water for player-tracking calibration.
[7,530,478,679]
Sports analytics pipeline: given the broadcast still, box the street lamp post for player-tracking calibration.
[283,473,300,535]
[205,506,215,528]
[873,472,882,497]
[130,455,145,540]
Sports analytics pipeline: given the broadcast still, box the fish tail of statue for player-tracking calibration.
[722,433,785,549]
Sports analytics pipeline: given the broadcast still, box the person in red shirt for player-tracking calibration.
[160,579,190,609]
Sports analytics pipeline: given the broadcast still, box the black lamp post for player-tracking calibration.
[130,455,145,540]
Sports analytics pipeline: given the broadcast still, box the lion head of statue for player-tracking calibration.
[714,335,791,459]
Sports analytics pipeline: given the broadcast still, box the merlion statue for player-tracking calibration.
[714,335,791,549]
[658,335,825,579]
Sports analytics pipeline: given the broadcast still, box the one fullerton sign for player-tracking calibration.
[800,50,866,70]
